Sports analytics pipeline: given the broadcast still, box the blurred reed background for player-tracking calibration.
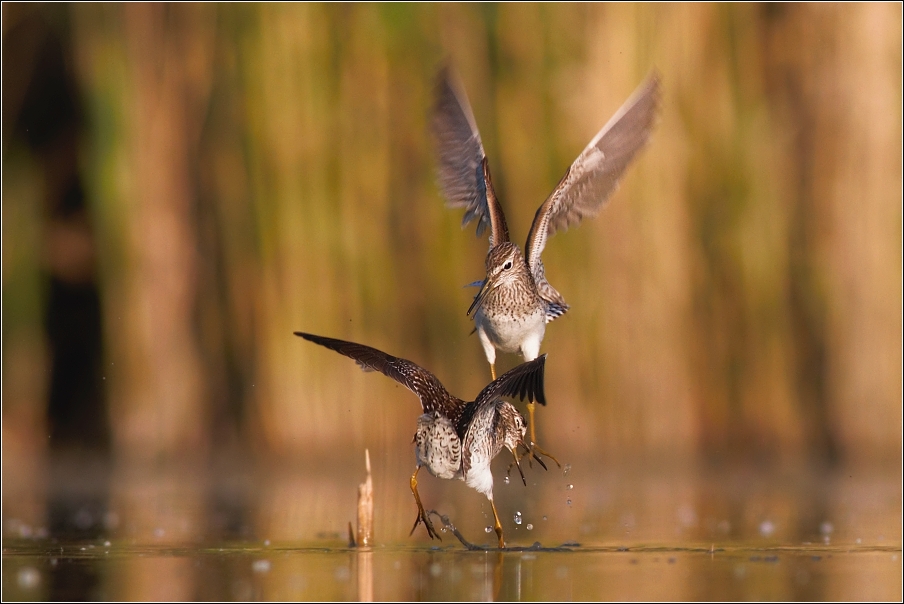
[2,2,901,520]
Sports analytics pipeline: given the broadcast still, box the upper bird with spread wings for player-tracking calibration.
[431,66,661,456]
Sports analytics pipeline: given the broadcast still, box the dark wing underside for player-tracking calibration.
[456,354,548,438]
[475,353,547,407]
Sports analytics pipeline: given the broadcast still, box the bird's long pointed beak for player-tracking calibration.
[467,277,492,316]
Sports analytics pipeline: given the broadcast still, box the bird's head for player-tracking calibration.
[467,242,528,315]
[500,402,527,453]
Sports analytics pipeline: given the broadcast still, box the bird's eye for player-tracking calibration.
[503,260,513,270]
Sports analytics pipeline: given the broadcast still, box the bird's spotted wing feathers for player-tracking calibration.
[525,73,661,274]
[433,66,509,248]
[294,332,460,417]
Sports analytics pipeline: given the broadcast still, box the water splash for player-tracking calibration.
[759,520,775,537]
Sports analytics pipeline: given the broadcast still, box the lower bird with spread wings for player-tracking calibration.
[295,331,548,549]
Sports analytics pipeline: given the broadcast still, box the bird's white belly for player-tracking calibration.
[463,456,494,498]
[476,308,546,355]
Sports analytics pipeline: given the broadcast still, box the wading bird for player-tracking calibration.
[295,331,548,548]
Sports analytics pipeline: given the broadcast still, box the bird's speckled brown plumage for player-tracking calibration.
[294,331,547,548]
[432,66,662,459]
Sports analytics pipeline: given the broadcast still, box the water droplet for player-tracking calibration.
[677,505,698,527]
[819,521,834,535]
[563,464,571,477]
[252,559,271,573]
[17,567,39,589]
[514,512,523,525]
[566,499,572,506]
[566,484,573,490]
[104,541,111,547]
[485,526,493,534]
[504,476,510,485]
[542,515,548,521]
[759,520,775,537]
[526,524,534,531]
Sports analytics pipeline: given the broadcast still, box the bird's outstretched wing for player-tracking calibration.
[458,356,547,478]
[457,354,548,438]
[294,332,460,416]
[432,66,509,248]
[525,72,661,277]
[477,353,547,407]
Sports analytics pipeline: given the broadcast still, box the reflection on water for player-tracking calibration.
[3,542,901,601]
[2,456,901,601]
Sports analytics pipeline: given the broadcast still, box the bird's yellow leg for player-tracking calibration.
[527,401,538,445]
[489,499,505,549]
[409,466,440,540]
[490,362,497,381]
[526,402,561,468]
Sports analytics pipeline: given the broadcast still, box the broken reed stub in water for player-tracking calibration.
[355,448,374,547]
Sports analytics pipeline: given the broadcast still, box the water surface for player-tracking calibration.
[3,457,900,601]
